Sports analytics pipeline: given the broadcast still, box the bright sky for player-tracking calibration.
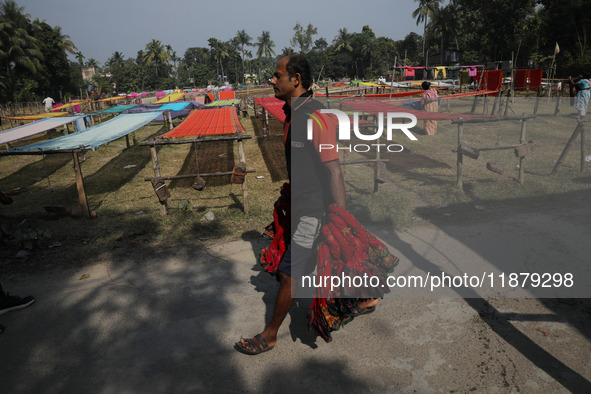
[16,0,422,66]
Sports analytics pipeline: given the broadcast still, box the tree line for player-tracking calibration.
[1,0,589,104]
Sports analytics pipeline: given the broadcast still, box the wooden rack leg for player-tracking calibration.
[581,123,586,173]
[456,121,464,188]
[518,117,527,185]
[150,145,167,215]
[72,151,91,218]
[237,140,249,214]
[552,122,583,174]
[374,135,381,193]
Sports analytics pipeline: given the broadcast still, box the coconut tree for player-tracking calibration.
[0,0,43,100]
[256,30,276,60]
[208,38,229,82]
[75,51,85,68]
[234,29,252,83]
[412,0,443,66]
[106,51,125,69]
[333,28,354,53]
[143,39,170,77]
[428,4,458,65]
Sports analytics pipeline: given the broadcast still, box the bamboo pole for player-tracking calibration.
[518,114,527,185]
[150,145,167,215]
[552,122,583,174]
[457,119,464,188]
[72,151,91,218]
[581,122,586,173]
[237,139,249,214]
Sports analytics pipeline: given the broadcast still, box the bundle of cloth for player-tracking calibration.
[307,204,399,342]
[259,183,290,274]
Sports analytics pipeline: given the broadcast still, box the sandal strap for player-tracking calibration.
[255,334,269,350]
[245,338,263,353]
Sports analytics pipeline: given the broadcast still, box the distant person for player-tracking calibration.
[569,75,590,119]
[421,81,439,135]
[43,96,55,113]
[91,90,101,111]
[0,282,34,315]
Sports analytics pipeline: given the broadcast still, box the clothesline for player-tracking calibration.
[395,65,486,70]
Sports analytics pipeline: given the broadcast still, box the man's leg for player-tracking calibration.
[237,271,293,352]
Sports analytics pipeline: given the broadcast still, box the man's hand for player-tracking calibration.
[324,159,346,209]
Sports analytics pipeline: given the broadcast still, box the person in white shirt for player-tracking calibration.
[43,96,55,112]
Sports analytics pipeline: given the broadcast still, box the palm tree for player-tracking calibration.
[106,51,125,69]
[412,0,443,66]
[234,29,252,83]
[333,28,353,53]
[428,4,457,65]
[143,39,170,77]
[0,1,43,98]
[208,38,229,82]
[51,25,77,55]
[75,51,85,68]
[86,58,99,69]
[256,31,276,59]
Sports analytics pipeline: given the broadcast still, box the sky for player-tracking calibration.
[15,0,422,65]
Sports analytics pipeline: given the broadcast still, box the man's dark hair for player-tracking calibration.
[421,81,431,90]
[286,54,312,90]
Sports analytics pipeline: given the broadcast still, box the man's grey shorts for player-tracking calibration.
[277,216,321,278]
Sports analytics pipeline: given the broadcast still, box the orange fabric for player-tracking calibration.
[219,90,236,100]
[158,107,245,138]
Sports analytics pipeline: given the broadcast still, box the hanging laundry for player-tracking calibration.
[405,67,415,77]
[460,70,470,85]
[434,66,447,79]
[529,69,543,91]
[514,69,528,91]
[468,66,477,77]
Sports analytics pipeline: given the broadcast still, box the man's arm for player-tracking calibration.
[323,159,346,209]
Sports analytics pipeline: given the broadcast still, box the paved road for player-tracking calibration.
[1,197,590,393]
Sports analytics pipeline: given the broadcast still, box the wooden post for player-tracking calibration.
[554,93,561,116]
[125,134,130,149]
[471,95,479,114]
[581,122,586,173]
[552,122,583,174]
[534,86,541,115]
[457,119,464,188]
[167,110,173,130]
[72,151,91,218]
[491,90,500,115]
[150,145,167,215]
[374,135,381,193]
[518,115,527,185]
[503,88,511,116]
[237,140,249,214]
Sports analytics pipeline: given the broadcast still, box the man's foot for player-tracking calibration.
[0,293,35,316]
[354,298,379,315]
[235,333,275,355]
[0,190,13,205]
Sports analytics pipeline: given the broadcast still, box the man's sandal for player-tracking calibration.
[234,334,275,355]
[353,304,376,316]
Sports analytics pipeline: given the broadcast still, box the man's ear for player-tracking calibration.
[292,72,302,87]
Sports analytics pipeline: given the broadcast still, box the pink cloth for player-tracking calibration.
[405,68,415,77]
[468,66,477,77]
[422,88,439,135]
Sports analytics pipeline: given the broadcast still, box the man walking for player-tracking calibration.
[235,55,376,355]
